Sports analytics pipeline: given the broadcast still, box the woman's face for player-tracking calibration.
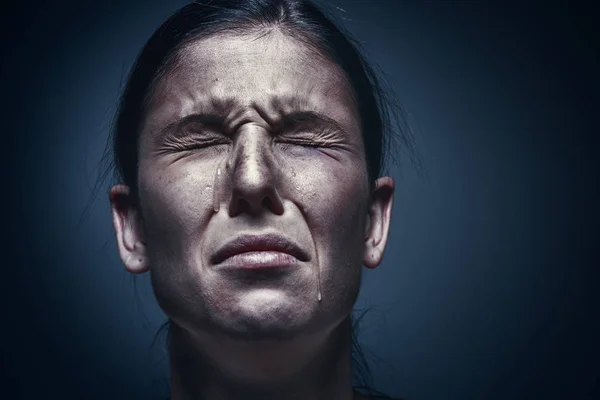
[110,30,393,340]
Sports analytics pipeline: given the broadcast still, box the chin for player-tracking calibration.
[211,289,320,341]
[223,320,305,341]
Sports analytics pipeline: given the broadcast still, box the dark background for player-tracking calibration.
[2,0,599,399]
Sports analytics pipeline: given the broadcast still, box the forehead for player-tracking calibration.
[143,31,360,134]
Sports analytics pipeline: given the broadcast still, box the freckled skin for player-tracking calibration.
[138,31,370,340]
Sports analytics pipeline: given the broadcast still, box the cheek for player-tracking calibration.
[292,156,369,282]
[138,161,213,240]
[137,159,215,298]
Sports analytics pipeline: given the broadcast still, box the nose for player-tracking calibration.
[226,125,284,217]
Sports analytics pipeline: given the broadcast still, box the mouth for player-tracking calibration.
[211,233,309,269]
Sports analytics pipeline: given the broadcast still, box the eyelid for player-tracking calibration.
[274,138,320,147]
[156,113,227,141]
[160,125,230,151]
[277,124,342,143]
[279,111,346,134]
[273,135,339,150]
[163,139,229,153]
[162,119,226,142]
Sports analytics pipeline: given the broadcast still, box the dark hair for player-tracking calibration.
[91,0,418,398]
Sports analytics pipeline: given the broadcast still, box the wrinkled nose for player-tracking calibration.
[226,125,284,217]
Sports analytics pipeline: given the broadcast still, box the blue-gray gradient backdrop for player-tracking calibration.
[3,1,599,399]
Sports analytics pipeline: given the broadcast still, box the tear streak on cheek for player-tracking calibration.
[315,238,323,302]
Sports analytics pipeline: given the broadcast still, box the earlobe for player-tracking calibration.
[109,184,150,274]
[124,241,149,274]
[363,177,394,269]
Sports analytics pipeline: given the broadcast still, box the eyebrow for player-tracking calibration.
[280,111,346,134]
[155,110,347,138]
[156,113,226,138]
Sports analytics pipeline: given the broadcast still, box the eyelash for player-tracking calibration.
[178,139,324,151]
[166,140,229,154]
[274,139,322,149]
[164,130,333,154]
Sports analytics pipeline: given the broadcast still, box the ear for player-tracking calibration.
[109,184,149,274]
[363,177,394,269]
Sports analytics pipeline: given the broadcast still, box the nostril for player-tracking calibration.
[265,192,285,215]
[259,195,284,216]
[233,196,252,215]
[261,196,273,211]
[228,188,285,217]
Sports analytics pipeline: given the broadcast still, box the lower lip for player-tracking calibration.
[215,251,299,270]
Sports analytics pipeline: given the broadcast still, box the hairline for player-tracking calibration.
[140,24,360,132]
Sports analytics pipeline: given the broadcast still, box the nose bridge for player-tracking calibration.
[230,124,274,185]
[223,123,283,215]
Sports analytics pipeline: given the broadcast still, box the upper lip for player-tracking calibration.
[211,233,310,265]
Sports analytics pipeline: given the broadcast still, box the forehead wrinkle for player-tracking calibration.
[174,31,347,95]
[143,32,360,140]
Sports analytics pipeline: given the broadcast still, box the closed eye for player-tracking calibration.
[275,138,323,147]
[155,133,231,158]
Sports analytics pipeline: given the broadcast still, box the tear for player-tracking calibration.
[285,152,321,303]
[212,167,221,213]
[316,248,322,302]
[213,158,228,213]
[317,277,322,302]
[310,230,323,303]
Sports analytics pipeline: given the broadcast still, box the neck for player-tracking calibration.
[169,316,356,400]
